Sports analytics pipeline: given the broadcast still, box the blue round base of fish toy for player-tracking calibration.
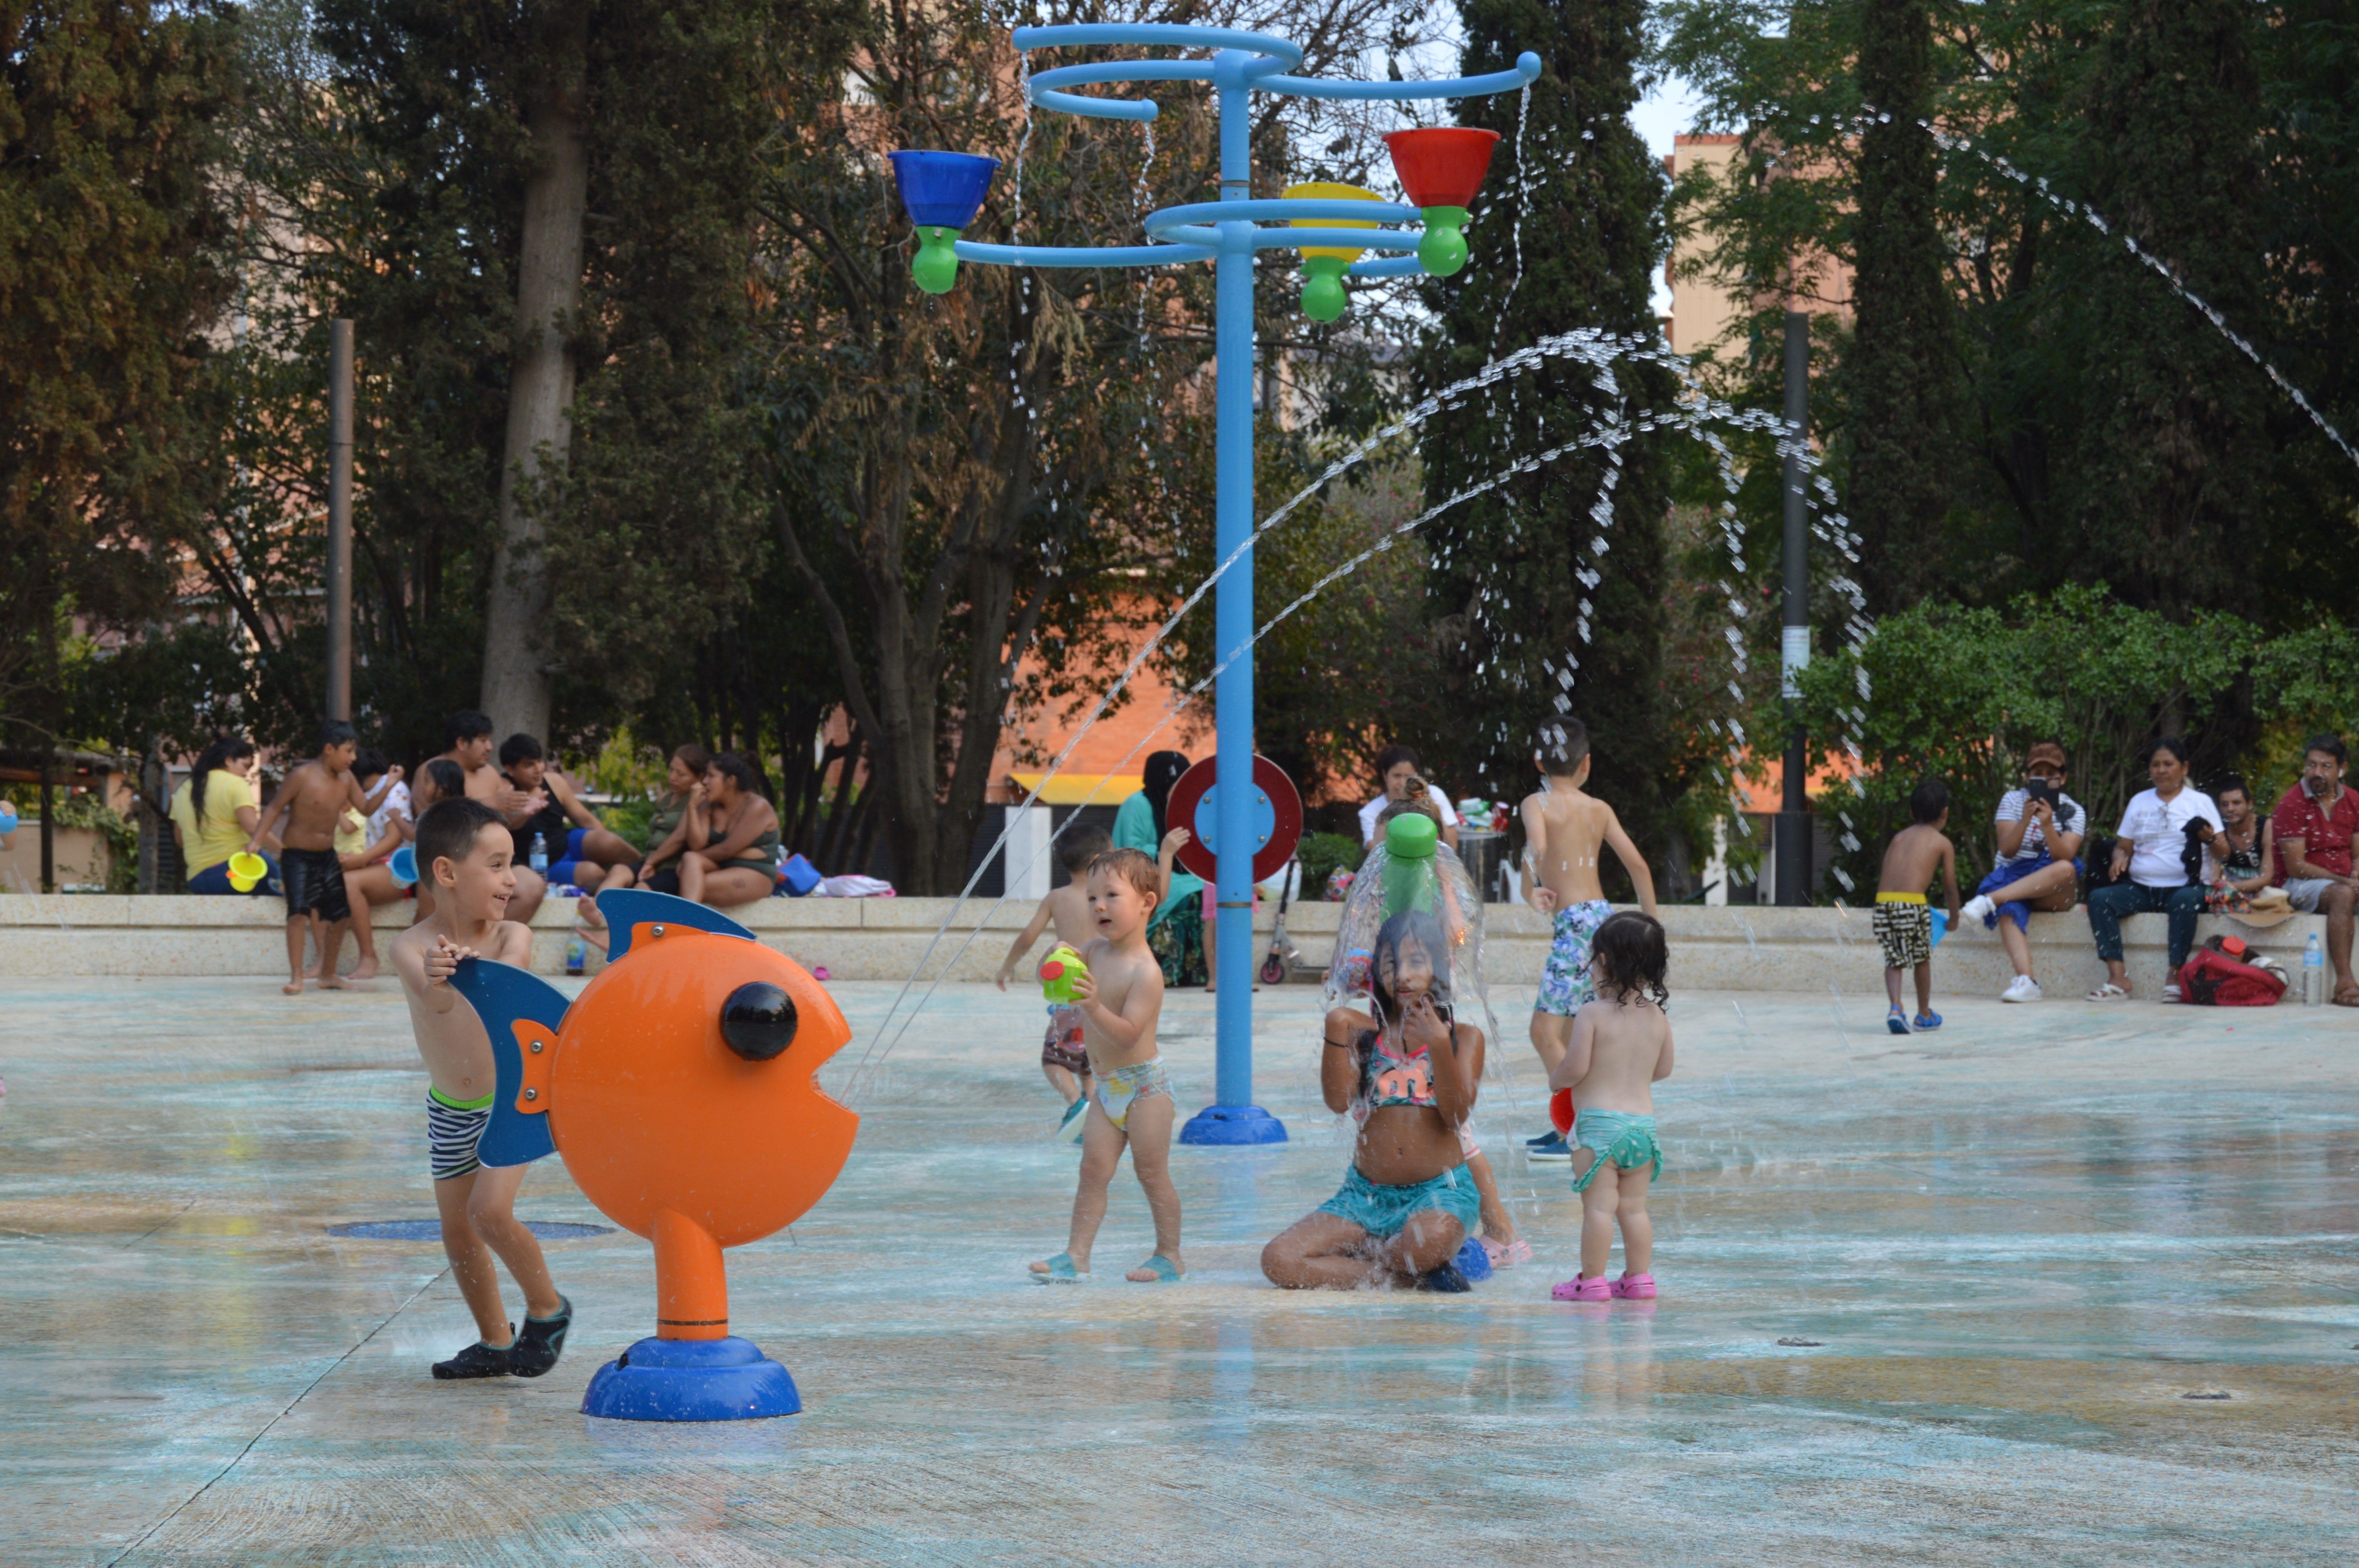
[580,1335,801,1422]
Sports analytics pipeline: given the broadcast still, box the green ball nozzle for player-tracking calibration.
[1301,255,1349,322]
[912,225,961,294]
[1416,206,1470,277]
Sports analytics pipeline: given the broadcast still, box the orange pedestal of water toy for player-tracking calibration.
[449,888,857,1421]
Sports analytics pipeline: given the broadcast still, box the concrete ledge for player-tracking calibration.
[0,892,2323,997]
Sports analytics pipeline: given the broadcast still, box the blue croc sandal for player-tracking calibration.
[1031,1252,1087,1284]
[1886,1008,1909,1036]
[1913,1011,1942,1031]
[1129,1254,1182,1284]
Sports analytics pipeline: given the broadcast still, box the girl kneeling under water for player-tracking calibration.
[1262,909,1486,1291]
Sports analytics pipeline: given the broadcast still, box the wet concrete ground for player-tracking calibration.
[4,972,2357,1565]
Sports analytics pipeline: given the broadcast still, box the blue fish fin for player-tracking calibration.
[447,957,568,1168]
[599,888,755,960]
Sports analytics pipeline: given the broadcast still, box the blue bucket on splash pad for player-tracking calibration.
[886,150,999,228]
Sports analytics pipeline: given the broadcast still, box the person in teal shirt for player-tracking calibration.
[1114,750,1208,989]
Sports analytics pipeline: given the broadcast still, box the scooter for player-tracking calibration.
[1260,862,1301,986]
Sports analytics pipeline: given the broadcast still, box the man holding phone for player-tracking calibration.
[2273,735,2359,1006]
[1960,740,2087,1002]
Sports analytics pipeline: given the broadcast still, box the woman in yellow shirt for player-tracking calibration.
[169,737,276,894]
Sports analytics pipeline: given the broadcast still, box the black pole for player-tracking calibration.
[38,747,55,894]
[326,319,355,721]
[1775,310,1812,907]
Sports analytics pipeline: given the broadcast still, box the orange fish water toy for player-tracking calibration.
[449,889,857,1421]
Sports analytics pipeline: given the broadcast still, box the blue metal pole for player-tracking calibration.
[1181,53,1283,1144]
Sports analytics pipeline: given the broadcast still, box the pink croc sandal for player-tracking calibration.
[1551,1275,1611,1302]
[1611,1272,1656,1299]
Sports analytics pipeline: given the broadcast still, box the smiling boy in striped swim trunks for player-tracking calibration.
[1875,779,1962,1035]
[391,797,573,1381]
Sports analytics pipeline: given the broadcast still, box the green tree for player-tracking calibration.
[0,0,235,770]
[1417,0,1680,886]
[1847,0,1961,614]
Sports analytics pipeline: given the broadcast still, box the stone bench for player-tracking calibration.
[0,893,2323,999]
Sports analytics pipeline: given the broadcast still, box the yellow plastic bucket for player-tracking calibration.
[227,851,269,892]
[1282,181,1382,262]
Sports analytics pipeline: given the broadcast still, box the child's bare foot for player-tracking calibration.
[321,972,352,991]
[281,980,305,995]
[347,957,378,981]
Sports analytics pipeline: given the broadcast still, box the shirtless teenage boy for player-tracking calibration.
[1027,848,1183,1284]
[1519,718,1657,1159]
[435,711,548,922]
[247,720,396,994]
[996,825,1114,1138]
[389,798,571,1380]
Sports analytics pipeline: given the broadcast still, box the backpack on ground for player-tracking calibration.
[2177,936,2287,1008]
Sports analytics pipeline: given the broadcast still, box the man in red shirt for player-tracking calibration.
[2273,734,2359,1006]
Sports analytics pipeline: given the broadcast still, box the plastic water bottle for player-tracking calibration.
[529,833,548,875]
[565,929,586,977]
[2304,931,2324,1005]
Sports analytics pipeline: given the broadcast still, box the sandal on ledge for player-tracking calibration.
[1029,1252,1087,1284]
[1128,1254,1182,1284]
[2086,982,2129,1001]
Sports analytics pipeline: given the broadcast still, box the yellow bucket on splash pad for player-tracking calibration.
[1283,181,1382,323]
[227,851,269,892]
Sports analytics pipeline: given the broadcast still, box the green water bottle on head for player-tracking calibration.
[1380,812,1440,917]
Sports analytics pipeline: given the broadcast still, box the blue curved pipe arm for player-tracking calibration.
[1013,23,1304,69]
[1347,254,1426,277]
[954,239,1217,269]
[1027,88,1159,122]
[1149,198,1422,231]
[1260,51,1541,102]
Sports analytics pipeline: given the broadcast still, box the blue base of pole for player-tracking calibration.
[1178,1104,1288,1145]
[579,1335,801,1421]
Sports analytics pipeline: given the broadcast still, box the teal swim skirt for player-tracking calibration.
[1318,1162,1481,1240]
[1569,1108,1662,1194]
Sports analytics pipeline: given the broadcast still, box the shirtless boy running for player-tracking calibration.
[1027,848,1183,1284]
[1519,719,1657,1159]
[248,720,395,994]
[995,826,1113,1139]
[389,797,572,1380]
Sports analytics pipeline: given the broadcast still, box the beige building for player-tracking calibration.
[1664,132,1853,361]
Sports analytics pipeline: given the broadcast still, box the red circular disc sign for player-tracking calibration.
[1166,755,1304,886]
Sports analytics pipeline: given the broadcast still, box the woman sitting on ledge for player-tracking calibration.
[675,752,782,909]
[1958,741,2086,1004]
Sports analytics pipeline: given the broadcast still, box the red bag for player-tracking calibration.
[2177,946,2288,1007]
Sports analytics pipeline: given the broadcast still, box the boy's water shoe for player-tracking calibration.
[1052,1098,1088,1144]
[432,1333,513,1380]
[1419,1261,1472,1293]
[507,1295,573,1378]
[1912,1011,1942,1031]
[1886,1007,1909,1036]
[1525,1133,1573,1163]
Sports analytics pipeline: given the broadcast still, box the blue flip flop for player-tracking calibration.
[1913,1011,1943,1031]
[1031,1252,1087,1284]
[1129,1254,1182,1284]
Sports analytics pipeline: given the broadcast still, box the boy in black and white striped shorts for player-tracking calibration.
[391,795,574,1381]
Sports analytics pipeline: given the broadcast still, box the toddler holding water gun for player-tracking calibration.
[996,826,1112,1140]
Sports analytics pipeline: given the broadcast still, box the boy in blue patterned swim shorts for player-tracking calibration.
[1519,720,1656,1161]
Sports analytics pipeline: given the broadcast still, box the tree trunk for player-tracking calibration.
[481,5,590,743]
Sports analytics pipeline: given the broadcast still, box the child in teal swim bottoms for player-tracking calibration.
[1263,908,1489,1291]
[1547,911,1675,1302]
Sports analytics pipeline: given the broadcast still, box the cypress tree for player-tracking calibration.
[1848,0,1960,615]
[2059,0,2271,611]
[1420,0,1676,880]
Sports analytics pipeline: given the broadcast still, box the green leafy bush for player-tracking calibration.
[52,791,139,894]
[1295,831,1365,899]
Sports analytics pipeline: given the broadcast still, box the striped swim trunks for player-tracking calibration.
[426,1086,495,1181]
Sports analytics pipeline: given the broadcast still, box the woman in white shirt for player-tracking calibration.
[1358,745,1460,851]
[2084,737,2220,1001]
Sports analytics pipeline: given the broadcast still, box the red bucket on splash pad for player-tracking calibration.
[1381,129,1502,277]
